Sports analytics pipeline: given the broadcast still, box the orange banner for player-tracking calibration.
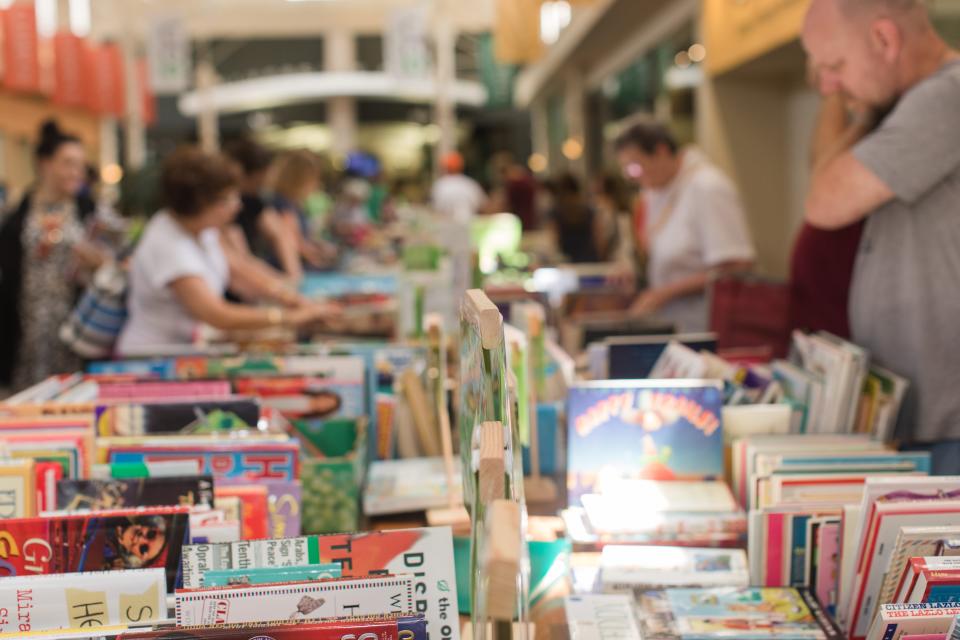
[137,57,156,126]
[53,32,86,107]
[2,3,41,93]
[84,43,125,117]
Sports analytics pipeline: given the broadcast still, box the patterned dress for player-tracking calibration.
[11,201,85,390]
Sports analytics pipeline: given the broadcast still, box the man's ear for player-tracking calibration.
[871,18,903,65]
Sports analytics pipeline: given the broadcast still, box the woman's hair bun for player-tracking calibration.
[39,119,62,143]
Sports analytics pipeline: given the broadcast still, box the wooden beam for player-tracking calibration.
[478,420,505,506]
[464,289,503,351]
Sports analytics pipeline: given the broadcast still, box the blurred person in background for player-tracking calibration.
[592,174,634,264]
[117,147,339,356]
[548,173,599,264]
[224,138,303,284]
[615,121,755,332]
[269,149,338,272]
[431,151,487,224]
[802,0,960,469]
[0,121,109,389]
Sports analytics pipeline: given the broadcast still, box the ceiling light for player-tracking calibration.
[562,138,583,161]
[69,0,91,37]
[688,44,707,63]
[528,153,548,174]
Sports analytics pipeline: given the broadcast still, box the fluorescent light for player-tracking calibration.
[540,1,571,46]
[69,0,91,37]
[36,0,58,38]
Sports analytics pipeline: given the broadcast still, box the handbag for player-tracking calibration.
[59,260,129,359]
[708,274,791,359]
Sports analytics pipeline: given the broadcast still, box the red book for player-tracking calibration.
[214,485,268,541]
[117,617,399,639]
[33,461,63,512]
[0,505,189,590]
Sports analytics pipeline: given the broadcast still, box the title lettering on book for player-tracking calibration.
[0,490,18,518]
[574,390,721,438]
[0,533,52,576]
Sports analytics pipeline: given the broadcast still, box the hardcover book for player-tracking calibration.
[567,380,724,506]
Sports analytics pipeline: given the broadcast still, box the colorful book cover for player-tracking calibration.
[55,476,214,512]
[175,575,414,626]
[233,377,365,421]
[103,440,299,481]
[567,381,724,506]
[218,478,302,539]
[0,459,35,519]
[97,381,233,400]
[867,604,960,640]
[94,399,261,437]
[202,563,341,587]
[117,618,402,640]
[181,527,460,640]
[0,568,166,635]
[213,485,268,541]
[34,461,62,513]
[791,515,812,587]
[816,522,841,618]
[565,594,643,640]
[0,506,189,590]
[600,546,749,591]
[635,587,842,639]
[364,457,462,516]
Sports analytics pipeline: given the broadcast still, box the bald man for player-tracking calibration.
[803,0,960,471]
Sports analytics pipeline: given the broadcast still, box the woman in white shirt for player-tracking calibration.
[615,122,756,333]
[117,147,336,355]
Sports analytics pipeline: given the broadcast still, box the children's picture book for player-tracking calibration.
[634,587,842,639]
[0,568,167,635]
[181,526,460,640]
[600,546,749,592]
[55,476,214,512]
[94,399,261,436]
[565,594,643,640]
[0,506,190,590]
[567,380,724,506]
[233,376,365,421]
[175,575,414,626]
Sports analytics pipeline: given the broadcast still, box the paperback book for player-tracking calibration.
[55,476,215,512]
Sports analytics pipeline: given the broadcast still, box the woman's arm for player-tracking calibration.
[168,276,327,331]
[220,230,303,307]
[258,207,304,282]
[629,259,753,317]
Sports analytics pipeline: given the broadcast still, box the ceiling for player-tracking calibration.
[89,0,496,40]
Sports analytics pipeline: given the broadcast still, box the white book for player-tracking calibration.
[649,342,708,379]
[175,575,414,626]
[564,594,643,640]
[0,569,167,635]
[817,332,869,435]
[364,457,463,516]
[837,504,862,630]
[866,603,960,640]
[721,404,792,444]
[600,545,748,591]
[793,332,849,433]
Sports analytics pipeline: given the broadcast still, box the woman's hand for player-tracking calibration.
[628,288,668,318]
[286,300,343,327]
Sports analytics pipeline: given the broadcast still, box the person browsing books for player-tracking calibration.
[117,147,339,356]
[802,0,960,471]
[615,121,756,332]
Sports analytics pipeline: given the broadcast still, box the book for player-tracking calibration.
[364,457,463,516]
[233,376,365,421]
[565,594,643,640]
[94,399,262,436]
[217,478,302,540]
[600,546,749,591]
[0,506,190,590]
[181,526,460,640]
[899,559,960,605]
[634,586,843,639]
[567,380,724,506]
[96,381,233,401]
[867,603,960,640]
[815,521,841,618]
[886,528,960,606]
[907,568,960,605]
[0,458,36,519]
[175,575,415,626]
[117,616,405,639]
[605,333,718,380]
[55,476,215,512]
[213,485,268,541]
[201,563,342,587]
[0,568,166,635]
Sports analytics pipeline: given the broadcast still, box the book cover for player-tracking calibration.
[218,478,302,540]
[815,522,841,618]
[97,381,233,401]
[0,568,166,635]
[175,575,414,626]
[94,399,261,437]
[55,477,214,512]
[600,545,748,591]
[364,457,463,516]
[565,594,643,640]
[634,586,842,639]
[567,381,724,506]
[233,376,365,421]
[0,459,35,519]
[213,485,268,541]
[887,528,960,606]
[0,506,190,590]
[867,603,960,640]
[34,461,62,513]
[103,439,299,481]
[182,527,460,640]
[118,616,400,639]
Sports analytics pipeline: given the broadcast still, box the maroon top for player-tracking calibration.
[789,221,865,339]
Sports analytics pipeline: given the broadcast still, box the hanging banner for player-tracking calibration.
[137,57,157,126]
[84,43,125,118]
[53,32,87,107]
[494,0,543,64]
[147,14,190,94]
[2,3,41,93]
[385,5,432,80]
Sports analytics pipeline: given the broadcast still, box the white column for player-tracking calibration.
[325,30,357,159]
[119,2,146,169]
[530,98,550,173]
[434,12,457,168]
[195,56,220,154]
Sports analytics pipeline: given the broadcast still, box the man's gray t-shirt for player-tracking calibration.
[851,59,960,444]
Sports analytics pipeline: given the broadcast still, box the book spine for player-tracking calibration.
[118,617,399,640]
[799,587,844,640]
